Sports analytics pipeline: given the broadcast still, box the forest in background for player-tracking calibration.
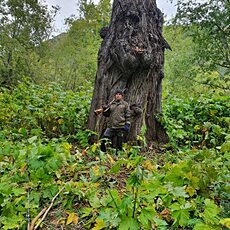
[0,0,229,229]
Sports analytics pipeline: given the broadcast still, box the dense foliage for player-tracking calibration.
[163,24,229,96]
[39,0,111,89]
[172,0,230,89]
[160,94,229,149]
[0,82,229,229]
[0,0,58,85]
[0,0,229,229]
[163,26,197,97]
[0,80,92,143]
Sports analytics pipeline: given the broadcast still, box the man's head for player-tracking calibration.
[114,89,124,101]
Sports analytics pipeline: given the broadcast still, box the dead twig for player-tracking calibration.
[30,186,64,230]
[29,207,47,230]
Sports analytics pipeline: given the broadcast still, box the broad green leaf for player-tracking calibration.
[91,143,98,153]
[98,208,120,227]
[100,195,112,207]
[120,195,133,214]
[153,217,168,228]
[12,188,26,196]
[222,142,230,154]
[169,202,180,211]
[194,222,212,230]
[143,180,167,197]
[43,185,58,199]
[119,217,139,230]
[89,194,101,208]
[172,209,190,227]
[0,215,23,230]
[98,209,113,221]
[139,207,156,226]
[107,189,122,207]
[165,183,188,198]
[18,127,27,137]
[173,186,188,198]
[203,199,221,224]
[29,159,45,170]
[110,163,121,174]
[0,183,12,195]
[46,158,60,171]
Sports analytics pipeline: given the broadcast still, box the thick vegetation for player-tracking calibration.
[0,0,229,229]
[0,0,58,85]
[171,0,230,90]
[0,82,229,229]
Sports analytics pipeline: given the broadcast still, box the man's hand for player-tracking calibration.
[123,123,130,132]
[102,104,109,110]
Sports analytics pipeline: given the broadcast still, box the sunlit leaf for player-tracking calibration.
[66,212,78,225]
[28,136,37,144]
[194,222,212,230]
[81,207,93,218]
[12,188,26,196]
[220,218,230,229]
[142,160,155,171]
[92,218,106,230]
[89,194,101,208]
[185,186,196,197]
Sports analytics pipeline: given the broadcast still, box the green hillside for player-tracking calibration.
[0,0,229,229]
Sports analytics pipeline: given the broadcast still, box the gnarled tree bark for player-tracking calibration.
[87,0,170,146]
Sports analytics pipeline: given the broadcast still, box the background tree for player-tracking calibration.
[0,0,57,85]
[87,0,171,145]
[40,0,111,89]
[173,0,230,89]
[163,26,198,97]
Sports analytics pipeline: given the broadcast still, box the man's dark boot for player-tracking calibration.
[101,140,107,152]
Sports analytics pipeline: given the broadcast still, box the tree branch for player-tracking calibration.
[187,76,230,91]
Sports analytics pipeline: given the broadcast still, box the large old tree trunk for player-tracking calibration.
[87,0,170,146]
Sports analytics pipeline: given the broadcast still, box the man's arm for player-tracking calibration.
[102,104,111,117]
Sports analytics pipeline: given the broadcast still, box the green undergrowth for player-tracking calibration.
[160,94,229,150]
[0,80,92,143]
[0,82,229,229]
[0,140,229,229]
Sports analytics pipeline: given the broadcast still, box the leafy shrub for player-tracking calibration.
[0,81,229,229]
[0,137,73,229]
[0,80,92,142]
[159,93,229,149]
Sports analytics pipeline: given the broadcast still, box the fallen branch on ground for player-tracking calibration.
[29,186,65,230]
[29,207,47,230]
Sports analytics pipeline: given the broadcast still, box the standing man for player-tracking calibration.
[101,89,131,152]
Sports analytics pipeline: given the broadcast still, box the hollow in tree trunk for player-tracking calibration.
[87,0,171,146]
